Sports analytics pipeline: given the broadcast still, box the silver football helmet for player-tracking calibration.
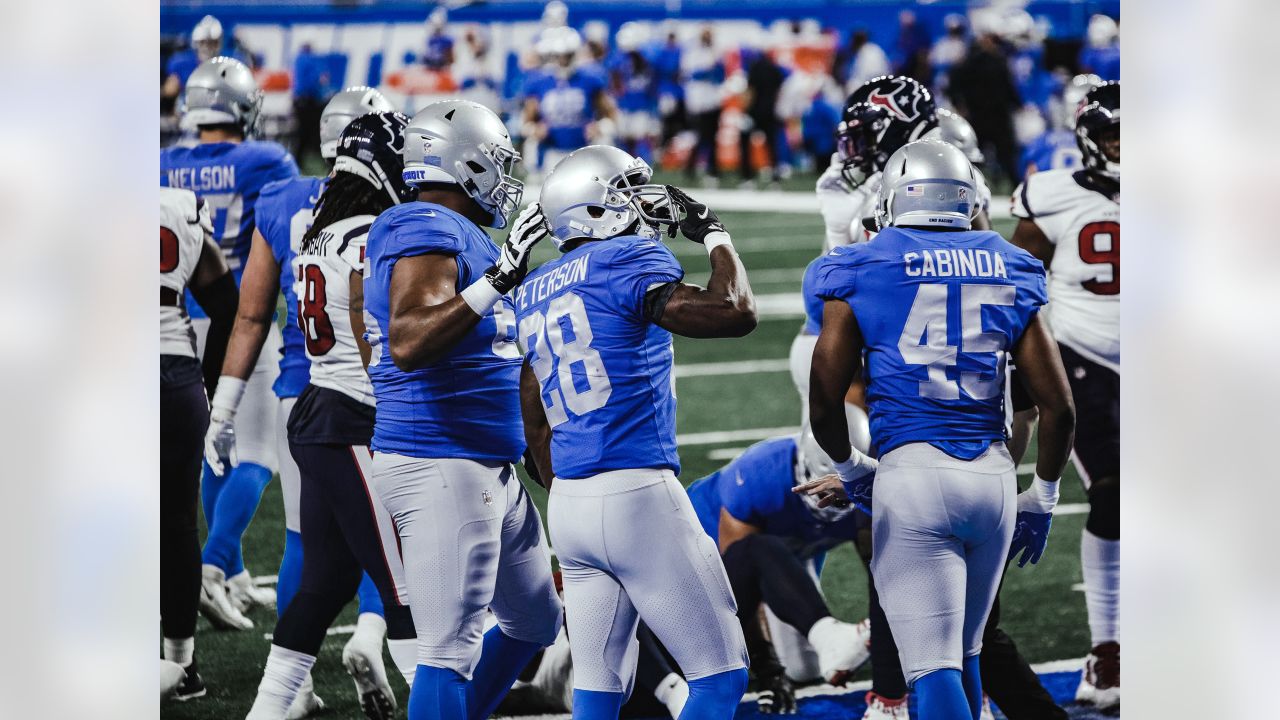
[1062,74,1102,129]
[402,100,523,229]
[320,86,396,160]
[932,109,984,165]
[180,57,262,136]
[794,404,873,523]
[874,139,977,231]
[192,15,223,61]
[539,145,675,250]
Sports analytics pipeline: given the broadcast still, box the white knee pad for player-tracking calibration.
[277,396,300,532]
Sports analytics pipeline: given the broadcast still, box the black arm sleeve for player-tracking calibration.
[190,272,239,399]
[642,281,680,324]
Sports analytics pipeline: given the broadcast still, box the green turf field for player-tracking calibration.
[165,211,1090,719]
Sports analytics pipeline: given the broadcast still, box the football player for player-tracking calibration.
[362,100,562,720]
[160,187,239,701]
[686,421,875,705]
[801,139,1075,720]
[930,109,993,231]
[520,145,756,719]
[161,56,300,630]
[522,26,618,176]
[204,85,395,715]
[1010,81,1120,710]
[244,112,419,720]
[1020,74,1100,177]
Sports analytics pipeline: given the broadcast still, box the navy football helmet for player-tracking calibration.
[1075,81,1119,180]
[836,75,938,183]
[334,111,416,206]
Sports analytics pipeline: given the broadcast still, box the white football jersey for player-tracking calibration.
[816,157,879,251]
[1012,169,1120,373]
[292,214,375,405]
[160,187,212,357]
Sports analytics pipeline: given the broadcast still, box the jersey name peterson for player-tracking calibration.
[515,252,591,311]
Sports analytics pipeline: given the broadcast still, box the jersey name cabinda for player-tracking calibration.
[257,176,324,398]
[363,202,524,463]
[161,140,299,317]
[293,214,374,406]
[687,436,860,560]
[160,187,211,358]
[812,226,1048,460]
[514,236,684,479]
[1012,169,1119,373]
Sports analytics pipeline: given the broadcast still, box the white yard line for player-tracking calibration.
[707,446,752,461]
[676,426,801,446]
[263,624,356,641]
[673,358,791,378]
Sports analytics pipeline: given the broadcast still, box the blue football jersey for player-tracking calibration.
[363,202,524,463]
[686,436,860,560]
[1021,129,1083,174]
[256,176,326,398]
[161,140,299,316]
[801,255,825,336]
[514,236,684,479]
[526,70,607,150]
[811,227,1048,460]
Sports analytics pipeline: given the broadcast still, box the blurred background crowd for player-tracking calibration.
[160,0,1119,191]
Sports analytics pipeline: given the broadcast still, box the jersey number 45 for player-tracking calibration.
[899,283,1014,401]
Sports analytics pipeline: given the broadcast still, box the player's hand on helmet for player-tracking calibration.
[664,186,726,244]
[486,202,549,293]
[793,473,851,510]
[757,672,798,714]
[1009,476,1059,567]
[203,408,237,477]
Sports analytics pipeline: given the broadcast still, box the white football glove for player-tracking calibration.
[203,376,247,477]
[488,202,550,293]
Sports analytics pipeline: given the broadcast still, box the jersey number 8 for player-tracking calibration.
[519,292,613,427]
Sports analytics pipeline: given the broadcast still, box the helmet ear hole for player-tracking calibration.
[465,160,486,174]
[586,205,605,219]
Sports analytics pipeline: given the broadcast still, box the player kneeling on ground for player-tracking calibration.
[519,145,756,720]
[799,139,1075,720]
[686,419,876,713]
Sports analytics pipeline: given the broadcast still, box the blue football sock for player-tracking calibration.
[468,627,543,720]
[199,461,228,532]
[201,462,272,576]
[962,655,983,719]
[275,529,304,616]
[679,667,748,720]
[572,689,624,719]
[915,668,972,720]
[356,572,384,618]
[408,664,468,720]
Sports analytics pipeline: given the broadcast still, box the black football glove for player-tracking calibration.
[484,203,549,294]
[665,185,726,244]
[757,672,798,715]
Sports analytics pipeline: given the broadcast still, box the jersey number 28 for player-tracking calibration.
[898,283,1014,400]
[519,292,613,426]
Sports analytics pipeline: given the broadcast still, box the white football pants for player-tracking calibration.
[549,469,748,693]
[192,319,282,472]
[371,454,562,678]
[870,442,1016,686]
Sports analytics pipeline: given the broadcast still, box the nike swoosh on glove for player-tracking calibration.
[835,449,877,516]
[665,185,726,244]
[484,202,550,294]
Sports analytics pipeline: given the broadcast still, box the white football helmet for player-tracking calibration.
[874,138,976,230]
[539,145,675,250]
[794,403,873,523]
[320,86,396,160]
[192,15,223,61]
[401,100,523,229]
[931,109,984,165]
[180,57,262,136]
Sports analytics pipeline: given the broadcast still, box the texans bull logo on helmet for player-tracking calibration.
[862,76,929,123]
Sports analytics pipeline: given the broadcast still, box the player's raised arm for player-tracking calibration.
[649,186,757,338]
[387,204,547,370]
[519,359,554,489]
